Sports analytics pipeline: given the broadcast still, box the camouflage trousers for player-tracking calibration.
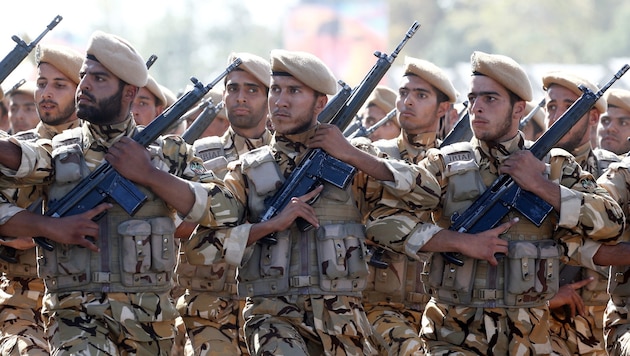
[0,278,48,355]
[604,297,630,356]
[549,304,607,356]
[176,291,248,355]
[243,294,377,356]
[420,300,553,355]
[43,291,178,356]
[364,302,424,356]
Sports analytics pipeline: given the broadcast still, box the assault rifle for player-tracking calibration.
[181,100,224,144]
[442,64,630,266]
[0,15,62,85]
[258,22,419,243]
[318,80,353,124]
[440,102,472,146]
[519,98,546,130]
[33,58,242,251]
[346,108,397,139]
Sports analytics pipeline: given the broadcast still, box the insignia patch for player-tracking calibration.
[190,161,206,175]
[581,178,596,190]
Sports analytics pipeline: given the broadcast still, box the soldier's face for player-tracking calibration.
[397,75,445,135]
[599,106,630,155]
[36,62,78,127]
[224,70,269,132]
[131,86,161,126]
[467,75,522,143]
[76,59,127,125]
[8,92,39,133]
[268,75,324,135]
[544,84,592,152]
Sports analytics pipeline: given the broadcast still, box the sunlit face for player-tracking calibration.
[599,105,630,155]
[131,86,162,126]
[224,70,269,132]
[36,62,78,127]
[268,75,325,135]
[396,75,446,135]
[76,59,132,125]
[544,84,592,151]
[8,92,39,133]
[467,75,522,143]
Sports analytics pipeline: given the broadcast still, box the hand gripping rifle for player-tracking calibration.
[258,22,420,244]
[442,64,630,266]
[33,58,242,251]
[0,15,62,85]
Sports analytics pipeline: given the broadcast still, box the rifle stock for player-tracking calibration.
[33,58,242,251]
[0,15,62,85]
[258,22,419,244]
[442,64,629,266]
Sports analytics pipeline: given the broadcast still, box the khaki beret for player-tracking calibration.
[270,49,337,95]
[403,56,458,103]
[524,100,546,131]
[85,30,148,87]
[160,84,176,107]
[35,44,83,85]
[542,71,606,114]
[604,88,630,114]
[470,51,532,102]
[8,81,36,100]
[366,85,397,113]
[228,52,271,88]
[144,76,167,107]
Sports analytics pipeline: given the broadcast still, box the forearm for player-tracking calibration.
[0,210,52,238]
[143,169,195,215]
[0,139,23,171]
[528,178,561,211]
[593,242,630,266]
[346,147,394,182]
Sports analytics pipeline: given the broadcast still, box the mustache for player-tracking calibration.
[78,90,96,102]
[39,99,57,106]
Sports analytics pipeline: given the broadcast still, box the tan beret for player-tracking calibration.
[85,30,148,87]
[524,100,546,131]
[228,52,271,88]
[403,56,458,103]
[470,51,532,101]
[144,76,167,107]
[270,49,337,95]
[542,71,606,113]
[604,88,630,114]
[366,85,397,113]
[8,81,36,100]
[35,44,83,85]
[160,84,176,107]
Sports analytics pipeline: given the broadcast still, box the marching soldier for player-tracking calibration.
[358,85,400,141]
[598,88,630,157]
[177,51,272,355]
[6,81,39,134]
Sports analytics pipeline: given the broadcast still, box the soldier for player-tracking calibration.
[539,71,618,356]
[358,85,400,141]
[177,51,272,355]
[131,75,168,127]
[359,56,458,356]
[6,81,39,133]
[366,51,623,354]
[188,49,440,355]
[0,43,83,356]
[0,30,236,354]
[598,88,630,157]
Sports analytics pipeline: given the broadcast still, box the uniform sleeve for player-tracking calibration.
[550,150,625,243]
[0,138,53,188]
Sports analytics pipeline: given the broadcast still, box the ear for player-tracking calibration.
[436,101,451,119]
[124,85,139,101]
[587,108,600,127]
[513,100,526,120]
[314,94,328,114]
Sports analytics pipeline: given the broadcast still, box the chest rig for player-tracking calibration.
[37,129,176,294]
[424,142,561,308]
[235,146,369,298]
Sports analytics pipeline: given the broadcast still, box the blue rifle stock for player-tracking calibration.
[258,21,420,244]
[0,15,62,85]
[33,58,242,251]
[442,64,630,266]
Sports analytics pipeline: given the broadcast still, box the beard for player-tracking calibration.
[77,87,124,125]
[37,100,76,126]
[472,107,514,143]
[555,117,590,152]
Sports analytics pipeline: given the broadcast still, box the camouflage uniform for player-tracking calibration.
[177,127,272,355]
[188,125,440,355]
[362,132,438,356]
[549,142,620,356]
[0,118,235,355]
[0,120,80,356]
[366,133,623,355]
[597,156,630,356]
